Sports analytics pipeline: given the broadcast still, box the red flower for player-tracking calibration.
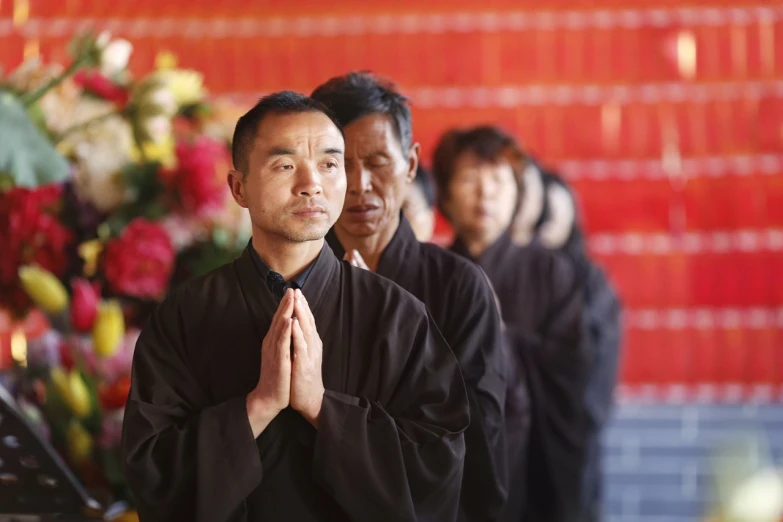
[70,278,100,332]
[0,186,74,315]
[162,137,227,216]
[102,218,174,300]
[59,341,75,371]
[98,375,132,411]
[73,70,130,108]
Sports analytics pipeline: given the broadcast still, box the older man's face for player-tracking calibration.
[334,113,418,240]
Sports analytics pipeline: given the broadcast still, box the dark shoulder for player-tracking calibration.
[419,243,497,302]
[512,241,575,284]
[340,259,428,316]
[154,261,241,323]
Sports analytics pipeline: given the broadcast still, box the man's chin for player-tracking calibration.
[280,224,331,243]
[335,219,380,238]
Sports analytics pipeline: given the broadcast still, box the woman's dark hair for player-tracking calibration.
[431,125,526,215]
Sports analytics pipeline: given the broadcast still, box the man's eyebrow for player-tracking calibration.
[267,147,296,156]
[322,147,344,155]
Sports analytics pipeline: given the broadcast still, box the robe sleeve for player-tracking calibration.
[121,295,263,522]
[449,266,508,521]
[311,310,469,522]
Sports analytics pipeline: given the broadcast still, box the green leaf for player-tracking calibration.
[42,383,75,447]
[0,90,70,187]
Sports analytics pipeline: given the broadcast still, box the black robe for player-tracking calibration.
[327,216,508,522]
[121,243,469,522]
[451,232,588,522]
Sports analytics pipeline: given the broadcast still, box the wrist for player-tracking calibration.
[246,392,282,437]
[298,388,324,428]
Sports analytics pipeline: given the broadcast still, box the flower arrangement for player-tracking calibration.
[0,31,249,514]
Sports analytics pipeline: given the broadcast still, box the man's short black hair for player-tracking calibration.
[231,91,343,173]
[311,71,413,152]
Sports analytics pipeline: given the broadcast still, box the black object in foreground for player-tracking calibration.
[0,383,103,520]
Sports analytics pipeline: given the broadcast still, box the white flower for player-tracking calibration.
[68,115,136,212]
[144,115,172,144]
[726,468,783,522]
[148,86,177,115]
[96,31,111,49]
[160,214,208,251]
[152,69,205,107]
[99,38,133,76]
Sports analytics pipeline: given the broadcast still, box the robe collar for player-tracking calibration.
[450,228,513,270]
[325,213,420,284]
[233,240,340,340]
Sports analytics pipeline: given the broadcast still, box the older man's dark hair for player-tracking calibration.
[311,72,413,152]
[431,125,527,212]
[231,91,343,175]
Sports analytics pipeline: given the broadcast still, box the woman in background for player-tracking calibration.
[511,159,623,522]
[433,125,590,522]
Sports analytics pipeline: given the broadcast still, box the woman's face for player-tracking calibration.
[443,151,519,244]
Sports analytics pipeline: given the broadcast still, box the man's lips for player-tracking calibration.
[292,206,327,217]
[346,204,380,213]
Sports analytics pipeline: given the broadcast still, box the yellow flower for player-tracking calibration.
[18,265,68,313]
[50,368,92,418]
[92,300,125,357]
[111,511,140,522]
[130,135,176,168]
[78,240,104,277]
[111,511,139,522]
[152,69,206,107]
[155,51,178,71]
[66,421,93,465]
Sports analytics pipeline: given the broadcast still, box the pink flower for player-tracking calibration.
[0,185,74,315]
[102,219,174,300]
[73,70,130,108]
[162,137,227,217]
[70,278,100,332]
[97,329,139,384]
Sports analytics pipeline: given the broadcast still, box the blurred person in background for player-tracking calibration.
[510,160,623,522]
[432,125,590,522]
[312,72,509,522]
[403,164,437,242]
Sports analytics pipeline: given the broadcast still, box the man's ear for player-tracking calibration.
[227,170,248,209]
[406,142,421,183]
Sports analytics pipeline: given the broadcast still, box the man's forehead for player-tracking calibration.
[254,115,344,153]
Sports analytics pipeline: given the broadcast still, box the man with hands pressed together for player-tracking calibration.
[122,92,469,522]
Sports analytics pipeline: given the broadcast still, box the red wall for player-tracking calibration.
[2,1,782,397]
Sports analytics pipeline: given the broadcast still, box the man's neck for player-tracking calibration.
[333,215,400,272]
[251,231,323,282]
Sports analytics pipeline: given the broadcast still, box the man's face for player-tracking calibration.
[334,113,418,239]
[228,111,346,243]
[442,151,519,243]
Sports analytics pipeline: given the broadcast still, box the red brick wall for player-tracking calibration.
[2,1,781,394]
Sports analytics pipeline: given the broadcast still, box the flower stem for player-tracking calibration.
[131,120,148,163]
[56,110,121,143]
[20,57,86,107]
